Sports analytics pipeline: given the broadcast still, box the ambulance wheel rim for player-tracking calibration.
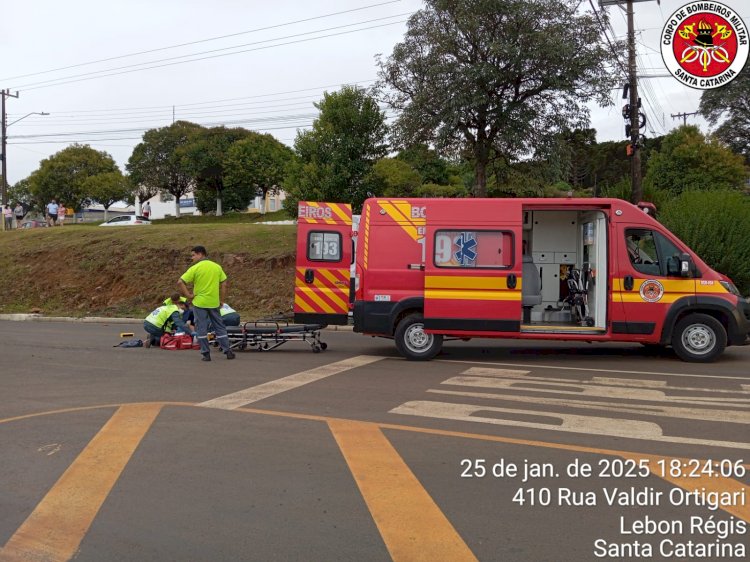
[681,324,716,356]
[404,323,433,353]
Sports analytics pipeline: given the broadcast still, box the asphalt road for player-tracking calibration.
[0,320,748,562]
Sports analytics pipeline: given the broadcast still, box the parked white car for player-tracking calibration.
[99,215,152,226]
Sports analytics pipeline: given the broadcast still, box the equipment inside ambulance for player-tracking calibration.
[295,199,750,363]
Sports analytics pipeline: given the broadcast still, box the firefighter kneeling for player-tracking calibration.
[143,294,196,348]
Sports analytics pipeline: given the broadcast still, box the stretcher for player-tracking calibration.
[222,320,328,353]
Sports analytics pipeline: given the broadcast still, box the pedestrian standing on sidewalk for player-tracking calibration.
[14,203,24,229]
[177,245,235,361]
[57,202,67,226]
[46,199,58,227]
[3,205,13,230]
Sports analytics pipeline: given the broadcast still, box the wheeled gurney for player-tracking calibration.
[222,320,328,353]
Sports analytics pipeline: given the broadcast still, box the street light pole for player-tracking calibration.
[0,92,49,206]
[1,89,19,206]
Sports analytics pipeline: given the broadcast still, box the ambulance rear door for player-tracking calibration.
[294,202,353,326]
[422,200,522,335]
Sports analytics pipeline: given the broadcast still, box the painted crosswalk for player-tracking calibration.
[390,366,750,449]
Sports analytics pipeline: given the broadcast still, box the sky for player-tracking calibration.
[2,0,748,185]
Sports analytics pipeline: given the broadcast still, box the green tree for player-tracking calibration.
[371,158,422,197]
[224,132,293,214]
[396,144,450,185]
[83,171,132,221]
[661,190,750,296]
[181,126,253,216]
[377,0,619,197]
[8,177,36,210]
[28,144,119,212]
[644,125,747,195]
[699,67,750,164]
[127,121,202,217]
[285,86,388,215]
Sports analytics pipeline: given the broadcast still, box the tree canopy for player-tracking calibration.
[83,171,132,220]
[699,67,750,164]
[285,85,388,215]
[181,126,254,216]
[224,132,294,213]
[644,125,747,195]
[28,144,120,212]
[127,121,202,217]
[378,0,620,197]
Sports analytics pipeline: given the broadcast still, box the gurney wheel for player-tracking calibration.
[320,342,328,350]
[312,345,322,353]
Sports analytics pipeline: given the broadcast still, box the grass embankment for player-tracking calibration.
[0,215,297,319]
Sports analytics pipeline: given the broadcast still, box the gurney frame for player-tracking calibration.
[222,320,328,353]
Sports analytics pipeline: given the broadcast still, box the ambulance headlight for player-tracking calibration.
[719,280,741,297]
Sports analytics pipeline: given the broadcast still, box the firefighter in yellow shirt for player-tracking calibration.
[178,245,235,361]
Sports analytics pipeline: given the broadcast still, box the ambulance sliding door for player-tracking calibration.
[423,203,522,334]
[294,202,352,326]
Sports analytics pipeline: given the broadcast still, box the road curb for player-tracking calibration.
[0,314,141,324]
[0,314,355,330]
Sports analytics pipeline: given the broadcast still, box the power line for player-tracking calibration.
[10,79,377,117]
[0,0,403,82]
[12,16,410,91]
[589,0,628,79]
[8,109,399,142]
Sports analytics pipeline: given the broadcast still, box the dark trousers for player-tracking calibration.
[194,306,230,355]
[209,312,240,331]
[143,321,164,346]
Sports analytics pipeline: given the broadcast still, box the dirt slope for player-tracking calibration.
[0,224,297,320]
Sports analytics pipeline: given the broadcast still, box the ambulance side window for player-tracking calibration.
[308,231,342,262]
[434,230,513,269]
[625,229,681,276]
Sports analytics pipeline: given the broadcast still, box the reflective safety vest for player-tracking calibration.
[163,297,188,306]
[145,304,180,329]
[220,303,237,316]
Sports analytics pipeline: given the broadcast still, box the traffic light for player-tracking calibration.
[626,143,634,157]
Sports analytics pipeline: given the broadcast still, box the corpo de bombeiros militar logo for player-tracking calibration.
[661,1,748,89]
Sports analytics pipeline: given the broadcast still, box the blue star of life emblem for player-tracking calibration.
[453,232,477,265]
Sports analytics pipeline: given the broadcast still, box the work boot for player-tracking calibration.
[144,336,152,349]
[225,349,235,360]
[201,353,211,362]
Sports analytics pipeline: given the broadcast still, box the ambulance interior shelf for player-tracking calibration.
[523,209,606,330]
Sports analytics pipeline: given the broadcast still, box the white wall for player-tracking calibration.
[138,189,287,220]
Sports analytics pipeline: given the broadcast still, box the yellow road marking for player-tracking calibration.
[0,404,162,562]
[328,420,477,562]
[1,399,748,551]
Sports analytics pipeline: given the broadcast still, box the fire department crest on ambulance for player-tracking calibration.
[661,1,748,90]
[639,279,665,303]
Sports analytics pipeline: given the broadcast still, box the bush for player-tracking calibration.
[660,190,750,296]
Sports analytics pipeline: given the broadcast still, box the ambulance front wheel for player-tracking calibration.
[671,313,726,363]
[395,313,443,361]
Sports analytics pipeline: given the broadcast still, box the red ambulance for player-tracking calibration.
[294,198,750,362]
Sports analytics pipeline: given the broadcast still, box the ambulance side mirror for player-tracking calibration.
[679,253,694,278]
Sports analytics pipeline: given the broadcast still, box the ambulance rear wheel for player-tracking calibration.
[672,313,726,363]
[395,313,443,361]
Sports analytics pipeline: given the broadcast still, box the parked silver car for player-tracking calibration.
[99,215,152,226]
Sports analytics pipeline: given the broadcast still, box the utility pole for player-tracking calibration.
[671,111,699,126]
[1,89,20,206]
[626,0,642,205]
